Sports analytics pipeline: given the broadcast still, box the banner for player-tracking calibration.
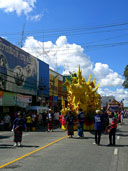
[0,37,38,95]
[17,94,32,103]
[2,92,17,106]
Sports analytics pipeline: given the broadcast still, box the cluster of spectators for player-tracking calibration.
[0,109,61,132]
[65,108,125,147]
[94,109,125,146]
[0,113,11,131]
[0,108,126,147]
[2,109,61,147]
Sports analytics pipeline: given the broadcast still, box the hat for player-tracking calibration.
[17,112,21,116]
[96,110,103,115]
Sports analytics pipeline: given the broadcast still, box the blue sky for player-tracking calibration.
[0,0,128,106]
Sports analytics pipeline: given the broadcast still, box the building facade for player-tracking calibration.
[101,96,115,108]
[0,37,49,118]
[49,69,66,111]
[37,59,49,106]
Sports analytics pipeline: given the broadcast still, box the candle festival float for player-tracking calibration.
[61,65,101,130]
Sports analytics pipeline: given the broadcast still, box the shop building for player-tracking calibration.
[49,69,67,111]
[36,59,49,107]
[0,37,49,119]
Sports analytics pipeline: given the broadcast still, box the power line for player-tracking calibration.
[1,27,128,49]
[85,33,128,45]
[29,41,128,54]
[1,21,128,38]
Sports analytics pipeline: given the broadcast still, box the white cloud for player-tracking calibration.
[0,0,37,15]
[26,13,43,21]
[23,36,124,86]
[93,63,123,87]
[22,36,128,106]
[23,36,92,76]
[56,36,67,47]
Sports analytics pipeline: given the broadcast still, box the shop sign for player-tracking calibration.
[2,92,17,106]
[17,94,32,103]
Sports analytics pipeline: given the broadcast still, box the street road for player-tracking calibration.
[0,119,128,171]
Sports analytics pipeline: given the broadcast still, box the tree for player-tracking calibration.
[122,65,128,88]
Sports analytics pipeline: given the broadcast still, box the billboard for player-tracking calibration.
[0,91,32,107]
[0,37,38,95]
[38,59,49,97]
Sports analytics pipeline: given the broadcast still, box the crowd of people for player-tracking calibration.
[0,107,126,147]
[65,108,125,147]
[93,109,125,146]
[0,109,61,131]
[0,109,61,147]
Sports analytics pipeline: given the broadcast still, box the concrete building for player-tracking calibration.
[0,37,49,118]
[101,96,115,108]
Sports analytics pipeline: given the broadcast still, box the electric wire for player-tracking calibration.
[1,21,128,36]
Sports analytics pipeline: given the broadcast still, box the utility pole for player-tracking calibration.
[19,23,25,48]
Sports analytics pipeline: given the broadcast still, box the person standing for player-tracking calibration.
[121,110,124,125]
[118,110,121,124]
[102,109,109,133]
[108,112,117,146]
[94,110,103,145]
[26,113,32,131]
[42,112,47,127]
[114,111,118,119]
[12,113,26,147]
[66,111,75,138]
[3,113,11,131]
[77,108,85,138]
[31,111,36,130]
[53,111,59,128]
[47,109,54,132]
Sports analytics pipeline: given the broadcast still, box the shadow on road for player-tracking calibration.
[100,144,128,147]
[73,136,94,139]
[0,136,11,139]
[0,144,39,148]
[116,133,128,137]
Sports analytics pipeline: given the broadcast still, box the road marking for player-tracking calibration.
[117,136,120,140]
[114,148,118,155]
[0,135,68,169]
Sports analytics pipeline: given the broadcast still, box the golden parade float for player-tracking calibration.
[61,65,101,130]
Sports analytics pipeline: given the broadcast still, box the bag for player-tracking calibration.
[15,125,24,131]
[105,126,111,133]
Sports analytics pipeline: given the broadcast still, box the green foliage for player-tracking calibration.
[122,65,128,88]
